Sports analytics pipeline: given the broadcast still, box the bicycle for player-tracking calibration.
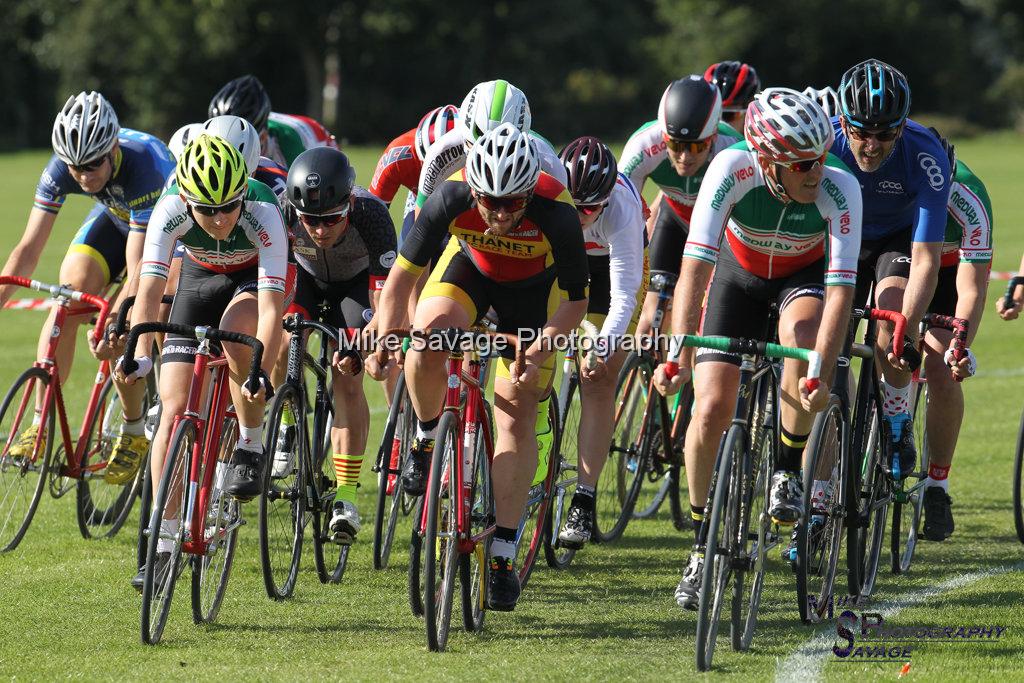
[1003,276,1024,544]
[122,322,262,644]
[662,332,821,671]
[0,276,156,550]
[258,311,348,600]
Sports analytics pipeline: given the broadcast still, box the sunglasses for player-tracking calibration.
[847,126,901,142]
[189,197,243,216]
[69,155,108,173]
[777,153,827,174]
[298,205,351,227]
[663,135,712,154]
[577,202,607,216]
[475,192,532,213]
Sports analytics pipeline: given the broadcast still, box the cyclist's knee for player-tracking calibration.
[58,251,107,294]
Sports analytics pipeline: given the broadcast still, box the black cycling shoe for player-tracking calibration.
[486,556,521,611]
[400,438,434,497]
[922,486,954,541]
[132,552,176,593]
[883,413,917,479]
[223,447,265,501]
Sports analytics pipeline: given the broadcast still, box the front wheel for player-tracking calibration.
[854,405,889,601]
[546,374,579,569]
[891,381,927,573]
[373,372,415,570]
[423,411,459,652]
[517,395,559,590]
[1015,403,1024,544]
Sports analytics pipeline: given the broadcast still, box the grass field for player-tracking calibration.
[0,137,1022,681]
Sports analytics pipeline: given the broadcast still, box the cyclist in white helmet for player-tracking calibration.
[373,123,589,612]
[802,86,841,119]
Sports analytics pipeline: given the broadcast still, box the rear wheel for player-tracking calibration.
[855,405,889,601]
[460,406,493,633]
[311,401,348,584]
[546,374,579,569]
[892,381,926,573]
[517,396,559,590]
[423,412,458,651]
[1015,404,1024,544]
[373,373,415,570]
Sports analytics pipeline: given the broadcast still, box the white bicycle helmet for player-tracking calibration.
[51,91,120,166]
[167,123,202,161]
[745,87,834,163]
[459,79,531,148]
[415,104,459,160]
[465,123,540,197]
[202,115,261,175]
[801,86,841,119]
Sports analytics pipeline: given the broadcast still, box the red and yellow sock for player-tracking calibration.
[333,453,364,504]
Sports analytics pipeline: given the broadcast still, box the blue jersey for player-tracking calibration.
[830,118,951,243]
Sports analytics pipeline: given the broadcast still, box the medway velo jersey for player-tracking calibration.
[684,142,863,286]
[34,128,174,233]
[265,112,336,167]
[414,127,568,208]
[291,187,398,289]
[942,160,993,267]
[141,178,288,292]
[398,172,589,300]
[830,117,951,243]
[619,121,741,223]
[369,128,420,205]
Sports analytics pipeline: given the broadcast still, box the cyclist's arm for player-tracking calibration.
[954,262,988,347]
[902,241,941,340]
[617,124,659,195]
[0,208,58,306]
[352,196,398,298]
[600,195,645,341]
[816,285,854,385]
[671,258,714,368]
[414,128,465,210]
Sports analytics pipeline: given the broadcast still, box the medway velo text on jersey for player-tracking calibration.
[830,118,951,243]
[941,159,993,267]
[265,112,336,168]
[140,178,289,293]
[683,142,863,287]
[34,128,175,233]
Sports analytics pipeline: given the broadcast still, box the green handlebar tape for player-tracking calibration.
[401,337,411,353]
[675,335,821,378]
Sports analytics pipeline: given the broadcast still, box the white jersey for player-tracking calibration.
[415,127,568,208]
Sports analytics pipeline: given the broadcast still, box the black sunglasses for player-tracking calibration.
[189,198,243,216]
[69,155,108,173]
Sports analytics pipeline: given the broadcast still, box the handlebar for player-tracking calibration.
[122,322,264,390]
[0,276,110,343]
[282,314,341,346]
[663,334,822,393]
[112,294,178,337]
[921,313,970,383]
[853,307,908,360]
[1002,276,1024,312]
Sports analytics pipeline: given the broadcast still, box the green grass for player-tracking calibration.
[0,139,1023,680]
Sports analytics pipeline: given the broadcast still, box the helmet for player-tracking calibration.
[51,91,120,166]
[658,76,722,141]
[465,123,539,197]
[801,86,841,119]
[175,134,248,205]
[208,75,272,132]
[286,147,356,214]
[558,136,617,205]
[744,88,834,163]
[459,79,531,147]
[202,115,261,176]
[838,58,911,130]
[415,105,459,159]
[928,126,956,170]
[704,61,761,112]
[168,123,202,161]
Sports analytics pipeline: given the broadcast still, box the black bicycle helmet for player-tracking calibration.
[286,147,355,214]
[208,75,272,132]
[704,61,760,111]
[838,58,911,130]
[558,136,618,205]
[658,76,722,141]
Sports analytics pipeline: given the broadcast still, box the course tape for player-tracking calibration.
[3,298,52,310]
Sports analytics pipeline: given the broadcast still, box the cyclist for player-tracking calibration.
[281,147,398,544]
[209,74,336,167]
[652,89,862,610]
[118,134,288,587]
[619,76,740,332]
[372,124,588,611]
[833,58,952,480]
[916,131,992,541]
[802,86,841,119]
[704,60,760,133]
[0,91,174,482]
[553,137,646,549]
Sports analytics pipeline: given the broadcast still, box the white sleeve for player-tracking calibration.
[244,201,290,293]
[617,124,664,194]
[817,167,863,287]
[140,194,187,281]
[683,149,751,266]
[599,182,646,340]
[415,128,466,207]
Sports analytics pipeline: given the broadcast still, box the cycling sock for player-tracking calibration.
[881,381,912,417]
[237,424,263,451]
[122,414,146,437]
[416,415,440,442]
[333,453,363,504]
[156,518,179,554]
[490,525,518,561]
[926,463,950,491]
[779,427,809,471]
[31,411,42,427]
[577,484,596,498]
[281,403,296,427]
[690,504,705,533]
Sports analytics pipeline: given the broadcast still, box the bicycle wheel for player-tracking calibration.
[696,424,741,671]
[545,374,579,569]
[0,367,55,553]
[408,496,426,617]
[136,402,160,573]
[258,384,305,600]
[633,382,691,521]
[891,381,926,574]
[373,372,415,570]
[461,404,493,633]
[517,396,559,590]
[311,401,348,584]
[797,398,845,624]
[594,352,651,542]
[1015,404,1024,544]
[140,419,193,645]
[667,385,693,532]
[423,411,459,651]
[855,404,889,601]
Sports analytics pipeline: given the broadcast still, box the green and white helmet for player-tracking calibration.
[459,79,531,149]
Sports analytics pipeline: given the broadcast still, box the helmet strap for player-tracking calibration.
[758,157,791,204]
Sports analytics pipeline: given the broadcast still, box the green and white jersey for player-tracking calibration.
[265,112,336,168]
[684,142,863,287]
[141,178,289,293]
[942,160,993,267]
[618,120,741,222]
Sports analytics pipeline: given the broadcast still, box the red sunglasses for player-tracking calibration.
[475,192,532,213]
[577,202,607,216]
[298,206,350,227]
[778,153,827,174]
[663,134,712,154]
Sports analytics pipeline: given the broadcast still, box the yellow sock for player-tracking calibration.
[333,453,363,504]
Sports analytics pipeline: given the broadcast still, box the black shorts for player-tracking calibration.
[647,204,689,279]
[288,265,372,331]
[854,229,912,307]
[698,243,825,366]
[926,265,958,317]
[67,206,128,284]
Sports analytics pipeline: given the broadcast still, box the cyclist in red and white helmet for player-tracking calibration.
[704,60,761,132]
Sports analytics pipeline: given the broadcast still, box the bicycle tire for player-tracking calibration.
[0,367,55,553]
[140,419,193,645]
[460,403,493,633]
[667,384,694,532]
[1015,403,1024,544]
[545,373,579,569]
[423,411,459,651]
[892,381,927,573]
[373,372,414,570]
[408,496,426,617]
[518,396,559,590]
[311,399,348,584]
[855,403,889,601]
[258,385,305,600]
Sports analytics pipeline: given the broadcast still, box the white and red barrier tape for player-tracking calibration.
[3,298,52,310]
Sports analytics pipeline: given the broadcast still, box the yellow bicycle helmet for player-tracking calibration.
[175,133,248,205]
